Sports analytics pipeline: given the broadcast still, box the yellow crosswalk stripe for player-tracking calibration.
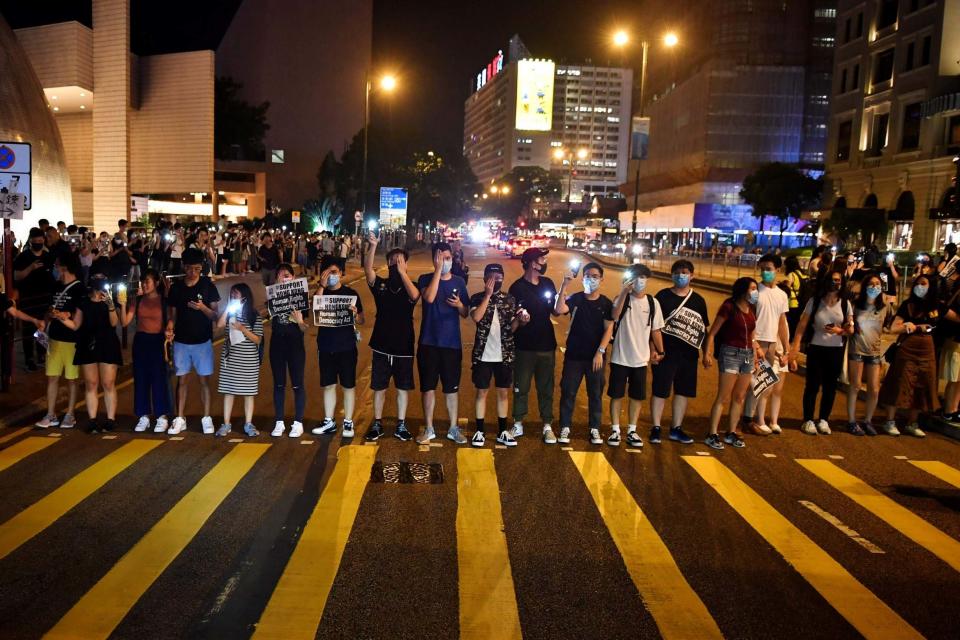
[0,440,163,561]
[799,458,960,574]
[0,436,58,473]
[571,452,723,640]
[686,456,922,640]
[44,443,270,640]
[253,445,376,640]
[0,427,31,446]
[456,449,522,640]
[909,460,960,489]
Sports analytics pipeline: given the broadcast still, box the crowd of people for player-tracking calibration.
[6,215,959,447]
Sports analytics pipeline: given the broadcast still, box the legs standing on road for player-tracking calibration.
[803,345,844,424]
[133,332,170,421]
[511,350,535,426]
[533,350,555,427]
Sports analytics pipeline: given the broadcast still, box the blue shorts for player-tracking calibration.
[719,345,754,375]
[173,340,214,377]
[848,353,882,365]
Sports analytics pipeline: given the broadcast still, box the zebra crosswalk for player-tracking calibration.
[0,428,957,639]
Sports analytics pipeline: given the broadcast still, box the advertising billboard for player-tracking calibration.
[630,117,650,160]
[515,60,555,131]
[379,187,408,227]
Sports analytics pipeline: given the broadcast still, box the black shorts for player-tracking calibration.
[607,363,647,400]
[370,351,415,391]
[417,344,461,393]
[472,361,513,389]
[318,348,358,388]
[651,353,699,399]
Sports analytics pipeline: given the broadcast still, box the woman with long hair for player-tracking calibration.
[215,282,263,437]
[702,277,762,450]
[845,273,891,435]
[269,263,308,438]
[120,268,172,432]
[878,275,937,437]
[789,269,854,435]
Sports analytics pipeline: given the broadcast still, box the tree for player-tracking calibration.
[394,150,478,227]
[215,76,270,161]
[492,166,563,222]
[740,163,822,247]
[821,208,889,247]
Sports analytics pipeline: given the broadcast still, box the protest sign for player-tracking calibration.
[942,255,959,280]
[313,294,357,327]
[266,278,310,318]
[752,360,780,398]
[662,306,706,350]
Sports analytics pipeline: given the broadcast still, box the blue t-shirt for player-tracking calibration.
[417,273,469,349]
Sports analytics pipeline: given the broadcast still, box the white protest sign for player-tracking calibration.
[266,278,310,317]
[662,306,706,350]
[752,360,781,398]
[313,294,357,327]
[941,255,960,280]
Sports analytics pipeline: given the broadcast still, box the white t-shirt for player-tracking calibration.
[481,308,503,362]
[804,298,853,348]
[755,285,789,342]
[611,293,664,368]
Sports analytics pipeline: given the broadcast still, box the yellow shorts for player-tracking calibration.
[46,339,79,380]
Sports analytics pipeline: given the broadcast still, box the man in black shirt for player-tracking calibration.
[362,232,419,441]
[13,227,55,370]
[258,233,282,286]
[650,260,709,445]
[554,262,614,444]
[166,248,221,435]
[508,247,560,443]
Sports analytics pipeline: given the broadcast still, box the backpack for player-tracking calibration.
[613,293,654,339]
[801,295,849,350]
[794,272,815,314]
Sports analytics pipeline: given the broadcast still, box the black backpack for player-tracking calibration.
[801,295,849,350]
[613,293,655,338]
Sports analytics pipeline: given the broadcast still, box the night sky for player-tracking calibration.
[1,0,656,156]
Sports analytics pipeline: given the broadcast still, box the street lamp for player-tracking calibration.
[613,29,679,244]
[361,72,398,224]
[554,147,589,216]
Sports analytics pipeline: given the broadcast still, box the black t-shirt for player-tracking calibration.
[656,288,710,359]
[13,250,55,306]
[509,276,558,352]
[167,277,221,344]
[316,284,363,353]
[48,240,73,265]
[368,276,416,355]
[49,279,87,343]
[258,245,281,270]
[563,292,613,360]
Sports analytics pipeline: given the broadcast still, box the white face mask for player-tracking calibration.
[441,259,453,275]
[632,278,647,294]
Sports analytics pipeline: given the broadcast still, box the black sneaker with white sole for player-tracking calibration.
[705,433,724,450]
[649,426,662,444]
[394,421,413,442]
[311,418,337,436]
[496,430,517,447]
[626,431,643,448]
[365,420,383,441]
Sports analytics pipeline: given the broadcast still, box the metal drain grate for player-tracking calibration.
[370,461,445,484]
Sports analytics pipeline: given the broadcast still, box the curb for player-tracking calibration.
[574,250,734,294]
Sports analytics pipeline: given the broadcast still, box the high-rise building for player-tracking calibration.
[824,0,960,251]
[622,0,836,248]
[463,36,632,208]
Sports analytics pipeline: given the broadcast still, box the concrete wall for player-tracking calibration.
[56,113,93,225]
[13,21,92,90]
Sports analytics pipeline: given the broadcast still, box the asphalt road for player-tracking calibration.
[0,242,958,639]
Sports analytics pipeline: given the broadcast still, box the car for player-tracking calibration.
[510,238,531,258]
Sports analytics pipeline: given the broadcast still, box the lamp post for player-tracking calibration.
[613,30,678,245]
[360,73,397,220]
[554,147,588,216]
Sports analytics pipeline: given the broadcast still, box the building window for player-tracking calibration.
[904,41,915,71]
[920,35,932,66]
[815,8,837,18]
[839,68,847,93]
[873,49,895,84]
[271,150,285,164]
[948,115,960,147]
[813,36,835,47]
[851,64,860,91]
[869,112,890,156]
[856,13,864,37]
[836,120,852,161]
[877,0,898,29]
[843,17,851,43]
[901,102,923,150]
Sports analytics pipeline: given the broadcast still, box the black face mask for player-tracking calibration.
[387,264,401,283]
[537,263,547,275]
[30,242,44,252]
[492,280,503,293]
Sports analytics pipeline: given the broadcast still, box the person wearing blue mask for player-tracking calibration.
[606,263,664,448]
[845,274,891,435]
[702,277,762,450]
[554,261,614,445]
[650,260,709,445]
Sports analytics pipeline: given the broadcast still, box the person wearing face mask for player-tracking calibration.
[13,227,56,371]
[789,269,854,436]
[258,233,282,286]
[469,264,528,447]
[606,263,665,448]
[702,277,762,450]
[508,247,560,443]
[845,274,892,435]
[876,275,938,437]
[312,256,365,438]
[554,262,614,445]
[650,260,709,445]
[215,283,263,437]
[362,233,420,441]
[267,264,309,439]
[741,254,790,437]
[415,242,470,444]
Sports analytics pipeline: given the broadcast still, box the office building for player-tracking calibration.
[825,0,960,250]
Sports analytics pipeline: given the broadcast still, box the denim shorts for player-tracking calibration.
[848,352,882,366]
[173,340,214,376]
[719,345,754,375]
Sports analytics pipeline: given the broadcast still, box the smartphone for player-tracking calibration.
[569,260,581,277]
[924,325,935,334]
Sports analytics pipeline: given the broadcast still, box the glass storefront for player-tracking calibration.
[890,222,914,249]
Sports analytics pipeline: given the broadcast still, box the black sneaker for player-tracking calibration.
[649,426,662,444]
[669,427,694,444]
[102,419,116,433]
[705,433,724,450]
[365,420,383,441]
[946,413,960,425]
[394,421,413,442]
[862,421,878,436]
[84,419,100,434]
[847,422,865,436]
[723,431,746,448]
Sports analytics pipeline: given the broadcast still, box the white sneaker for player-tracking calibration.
[511,421,524,438]
[902,423,926,438]
[416,426,436,444]
[154,415,169,433]
[35,413,59,429]
[134,416,151,432]
[817,419,832,435]
[558,427,571,444]
[589,428,603,445]
[801,420,818,435]
[201,416,215,435]
[60,413,76,429]
[168,416,187,435]
[881,421,901,436]
[769,423,782,434]
[288,421,304,438]
[471,431,485,447]
[271,421,286,437]
[343,419,356,438]
[496,430,518,447]
[543,426,557,444]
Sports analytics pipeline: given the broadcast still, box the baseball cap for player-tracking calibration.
[521,247,549,265]
[484,263,504,277]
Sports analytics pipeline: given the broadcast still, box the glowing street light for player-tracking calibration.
[663,32,679,48]
[380,74,397,91]
[501,185,511,195]
[613,30,629,47]
[490,185,499,194]
[361,71,399,225]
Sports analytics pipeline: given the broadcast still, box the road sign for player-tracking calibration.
[379,187,408,227]
[0,192,26,220]
[292,210,301,223]
[0,142,31,210]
